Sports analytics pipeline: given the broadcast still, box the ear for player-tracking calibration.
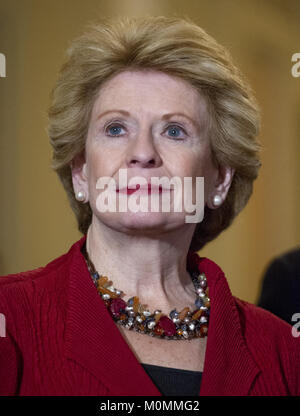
[70,152,89,203]
[207,163,235,209]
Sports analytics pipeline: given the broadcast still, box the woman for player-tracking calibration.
[0,16,299,396]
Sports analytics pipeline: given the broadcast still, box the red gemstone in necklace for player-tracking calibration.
[110,298,127,317]
[156,316,177,337]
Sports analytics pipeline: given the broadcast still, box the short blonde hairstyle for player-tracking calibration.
[48,15,261,250]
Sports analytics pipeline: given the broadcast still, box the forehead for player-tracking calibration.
[91,69,208,121]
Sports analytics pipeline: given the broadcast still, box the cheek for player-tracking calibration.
[85,149,124,201]
[192,143,216,178]
[86,148,107,178]
[84,155,104,200]
[184,151,217,202]
[178,153,210,178]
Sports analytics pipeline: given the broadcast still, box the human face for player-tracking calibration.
[72,70,223,235]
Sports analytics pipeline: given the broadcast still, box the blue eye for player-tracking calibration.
[106,124,125,136]
[166,125,185,139]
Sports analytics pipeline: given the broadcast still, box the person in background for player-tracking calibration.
[257,248,300,325]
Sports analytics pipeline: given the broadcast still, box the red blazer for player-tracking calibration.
[0,236,299,396]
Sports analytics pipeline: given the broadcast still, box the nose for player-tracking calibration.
[126,129,163,169]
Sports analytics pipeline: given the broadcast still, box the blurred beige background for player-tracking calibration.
[0,0,299,304]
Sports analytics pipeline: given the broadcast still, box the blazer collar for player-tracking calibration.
[188,252,261,395]
[64,236,260,396]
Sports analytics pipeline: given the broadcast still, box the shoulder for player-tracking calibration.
[234,296,293,337]
[234,297,300,394]
[0,238,84,325]
[197,254,300,394]
[0,236,87,291]
[264,248,300,278]
[274,247,300,268]
[0,238,86,395]
[0,249,69,293]
[257,249,300,324]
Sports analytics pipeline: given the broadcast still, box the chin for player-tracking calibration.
[99,212,185,234]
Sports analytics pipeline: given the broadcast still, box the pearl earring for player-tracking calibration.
[76,190,86,202]
[213,195,222,207]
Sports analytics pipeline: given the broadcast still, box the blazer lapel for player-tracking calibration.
[191,254,261,396]
[64,236,161,396]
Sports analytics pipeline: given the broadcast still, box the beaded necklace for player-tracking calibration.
[82,243,210,340]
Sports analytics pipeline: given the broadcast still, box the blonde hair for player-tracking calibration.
[48,15,261,250]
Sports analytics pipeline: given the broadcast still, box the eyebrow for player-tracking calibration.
[96,110,201,129]
[161,112,201,130]
[96,109,130,120]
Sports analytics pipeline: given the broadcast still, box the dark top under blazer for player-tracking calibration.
[0,236,299,396]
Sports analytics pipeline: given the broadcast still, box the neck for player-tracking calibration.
[86,217,198,313]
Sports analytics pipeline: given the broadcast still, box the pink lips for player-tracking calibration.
[116,184,170,195]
